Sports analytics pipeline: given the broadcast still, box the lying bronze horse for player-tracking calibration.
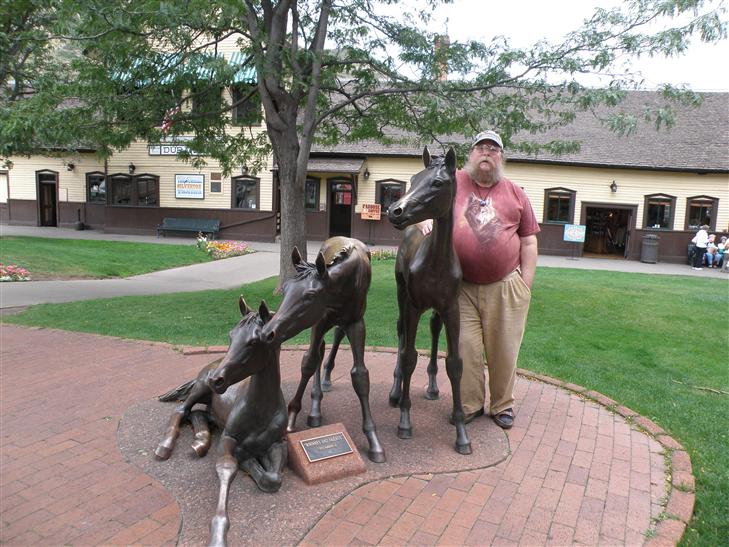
[387,146,471,455]
[261,237,386,463]
[155,298,286,547]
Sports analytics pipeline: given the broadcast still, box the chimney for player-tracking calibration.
[434,35,450,81]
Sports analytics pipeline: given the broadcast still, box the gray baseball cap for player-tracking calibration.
[472,130,503,149]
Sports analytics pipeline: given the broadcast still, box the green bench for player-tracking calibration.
[156,217,220,238]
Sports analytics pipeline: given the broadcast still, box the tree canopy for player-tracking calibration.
[1,0,726,279]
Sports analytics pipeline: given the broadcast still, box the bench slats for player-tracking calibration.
[157,217,220,237]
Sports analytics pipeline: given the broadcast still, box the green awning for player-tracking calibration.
[115,52,256,85]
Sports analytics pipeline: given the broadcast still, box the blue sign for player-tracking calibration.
[563,224,587,243]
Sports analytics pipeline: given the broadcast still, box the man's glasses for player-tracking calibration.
[473,143,502,153]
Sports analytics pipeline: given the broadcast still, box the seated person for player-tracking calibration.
[704,234,719,267]
[716,236,727,268]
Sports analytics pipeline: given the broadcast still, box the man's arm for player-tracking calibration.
[519,235,538,289]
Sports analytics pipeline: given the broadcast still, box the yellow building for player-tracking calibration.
[1,90,727,263]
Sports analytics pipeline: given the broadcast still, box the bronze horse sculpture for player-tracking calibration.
[387,146,471,455]
[260,237,386,464]
[154,298,286,547]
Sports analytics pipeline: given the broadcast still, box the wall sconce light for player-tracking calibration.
[610,180,618,193]
[65,162,75,172]
[128,162,136,174]
[364,168,370,179]
[241,165,249,176]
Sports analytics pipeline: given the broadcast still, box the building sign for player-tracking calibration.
[360,203,381,220]
[149,135,195,156]
[563,224,587,243]
[175,174,205,199]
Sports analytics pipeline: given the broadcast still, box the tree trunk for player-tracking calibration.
[274,143,307,290]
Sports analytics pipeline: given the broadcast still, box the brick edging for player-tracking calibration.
[516,368,695,546]
[179,343,695,546]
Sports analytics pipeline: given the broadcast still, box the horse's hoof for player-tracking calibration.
[397,427,412,439]
[424,390,440,400]
[190,440,209,458]
[368,450,386,464]
[154,445,172,460]
[255,472,283,493]
[456,442,472,455]
[307,415,322,427]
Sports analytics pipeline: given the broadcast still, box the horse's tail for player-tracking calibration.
[158,379,196,402]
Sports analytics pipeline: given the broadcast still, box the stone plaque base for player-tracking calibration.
[287,423,366,485]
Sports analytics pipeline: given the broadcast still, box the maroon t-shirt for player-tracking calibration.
[453,169,540,285]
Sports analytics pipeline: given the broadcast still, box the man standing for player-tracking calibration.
[423,130,539,429]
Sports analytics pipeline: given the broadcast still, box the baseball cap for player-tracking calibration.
[472,130,503,150]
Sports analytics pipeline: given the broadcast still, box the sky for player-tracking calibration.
[424,0,729,91]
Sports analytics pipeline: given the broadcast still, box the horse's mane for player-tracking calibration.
[290,243,354,281]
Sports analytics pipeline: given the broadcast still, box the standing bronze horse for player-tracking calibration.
[154,298,287,547]
[260,237,386,464]
[387,146,471,455]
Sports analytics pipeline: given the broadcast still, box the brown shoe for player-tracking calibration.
[492,408,514,429]
[449,408,483,425]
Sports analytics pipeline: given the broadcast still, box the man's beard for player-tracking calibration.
[465,158,503,186]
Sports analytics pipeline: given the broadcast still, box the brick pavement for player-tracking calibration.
[1,325,693,545]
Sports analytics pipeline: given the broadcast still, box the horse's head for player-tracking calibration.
[388,146,457,229]
[259,246,330,346]
[208,297,273,394]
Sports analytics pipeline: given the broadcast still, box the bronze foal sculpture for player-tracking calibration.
[260,237,386,464]
[387,146,471,455]
[155,298,286,547]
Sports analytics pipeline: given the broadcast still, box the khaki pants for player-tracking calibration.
[458,271,532,416]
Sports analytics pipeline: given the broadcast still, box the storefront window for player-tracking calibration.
[685,196,717,230]
[305,178,320,211]
[110,174,132,205]
[109,173,158,207]
[87,173,106,203]
[376,180,405,213]
[643,194,675,229]
[232,176,259,210]
[136,175,158,206]
[544,187,575,223]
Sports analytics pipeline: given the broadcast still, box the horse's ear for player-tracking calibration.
[291,246,303,265]
[239,296,251,316]
[258,300,271,323]
[315,251,329,280]
[445,147,456,173]
[422,146,431,167]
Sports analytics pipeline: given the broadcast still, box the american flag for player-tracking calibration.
[161,105,181,134]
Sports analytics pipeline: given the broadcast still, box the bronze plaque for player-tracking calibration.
[300,432,353,463]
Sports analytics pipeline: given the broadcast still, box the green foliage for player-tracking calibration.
[0,236,212,278]
[4,263,727,544]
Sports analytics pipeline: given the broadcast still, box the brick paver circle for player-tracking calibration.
[0,326,693,545]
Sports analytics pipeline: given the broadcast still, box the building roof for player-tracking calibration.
[312,91,729,173]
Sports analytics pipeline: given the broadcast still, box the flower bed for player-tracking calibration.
[0,264,31,282]
[196,234,254,260]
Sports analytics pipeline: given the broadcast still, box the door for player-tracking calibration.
[583,205,633,258]
[328,181,352,237]
[37,172,58,227]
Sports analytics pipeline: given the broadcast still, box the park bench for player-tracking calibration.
[156,217,220,238]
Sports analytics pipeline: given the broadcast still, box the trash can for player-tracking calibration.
[641,234,660,263]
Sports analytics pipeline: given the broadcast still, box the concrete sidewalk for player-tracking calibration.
[1,225,725,309]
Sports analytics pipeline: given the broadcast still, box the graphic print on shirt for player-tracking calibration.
[465,193,502,244]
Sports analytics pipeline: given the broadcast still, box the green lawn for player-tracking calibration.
[3,262,727,545]
[0,236,212,278]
